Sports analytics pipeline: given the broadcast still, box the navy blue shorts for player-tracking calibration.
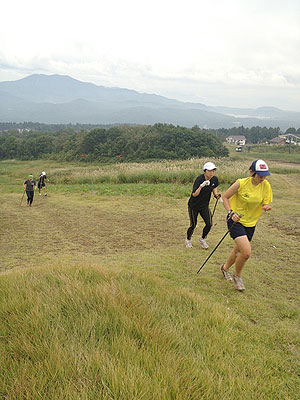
[227,219,256,242]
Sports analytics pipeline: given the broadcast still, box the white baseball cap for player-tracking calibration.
[203,162,216,171]
[42,171,46,175]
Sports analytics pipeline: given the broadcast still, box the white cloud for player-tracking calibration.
[1,0,300,110]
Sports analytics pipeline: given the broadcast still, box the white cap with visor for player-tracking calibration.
[203,162,216,171]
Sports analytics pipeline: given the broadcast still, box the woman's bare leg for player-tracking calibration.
[224,235,251,276]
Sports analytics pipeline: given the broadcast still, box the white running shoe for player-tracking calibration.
[199,238,209,249]
[185,239,192,248]
[220,264,233,281]
[233,275,245,291]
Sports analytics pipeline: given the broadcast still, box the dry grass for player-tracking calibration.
[1,193,187,271]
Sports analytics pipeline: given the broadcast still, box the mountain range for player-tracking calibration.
[0,74,299,129]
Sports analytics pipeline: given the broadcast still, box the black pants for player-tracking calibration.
[187,206,212,240]
[26,191,34,205]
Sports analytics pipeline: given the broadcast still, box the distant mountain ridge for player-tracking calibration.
[0,74,299,129]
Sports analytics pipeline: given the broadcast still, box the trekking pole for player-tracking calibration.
[20,190,25,206]
[197,215,242,274]
[211,196,220,222]
[197,229,231,274]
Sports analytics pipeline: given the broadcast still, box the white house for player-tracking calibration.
[226,135,246,146]
[279,133,300,146]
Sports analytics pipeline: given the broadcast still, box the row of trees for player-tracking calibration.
[0,124,229,162]
[0,122,113,133]
[1,123,299,162]
[1,122,299,143]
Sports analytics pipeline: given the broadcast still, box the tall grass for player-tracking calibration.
[53,170,241,186]
[10,158,249,186]
[1,261,299,399]
[2,157,299,191]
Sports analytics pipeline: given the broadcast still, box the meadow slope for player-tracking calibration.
[0,158,299,399]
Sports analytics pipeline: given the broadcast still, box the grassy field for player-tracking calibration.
[0,155,299,399]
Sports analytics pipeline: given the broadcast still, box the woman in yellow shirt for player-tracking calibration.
[221,160,273,291]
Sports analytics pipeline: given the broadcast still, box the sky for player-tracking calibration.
[1,0,300,111]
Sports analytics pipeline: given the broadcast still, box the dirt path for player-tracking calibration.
[1,173,299,275]
[0,192,187,272]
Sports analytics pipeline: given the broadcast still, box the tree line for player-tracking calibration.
[0,122,115,133]
[0,124,229,162]
[1,123,299,162]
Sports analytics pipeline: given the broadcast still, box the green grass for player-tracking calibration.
[0,157,299,399]
[227,143,300,164]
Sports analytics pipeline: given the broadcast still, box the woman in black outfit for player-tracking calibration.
[186,162,221,249]
[38,171,48,196]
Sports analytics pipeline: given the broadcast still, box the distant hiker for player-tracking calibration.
[23,174,37,207]
[186,162,221,249]
[38,171,48,196]
[220,159,273,291]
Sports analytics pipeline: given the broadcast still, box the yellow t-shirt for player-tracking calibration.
[230,177,273,227]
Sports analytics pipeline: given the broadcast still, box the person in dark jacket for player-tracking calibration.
[38,171,49,196]
[23,174,37,207]
[186,162,221,249]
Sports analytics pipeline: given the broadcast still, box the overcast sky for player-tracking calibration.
[1,0,300,110]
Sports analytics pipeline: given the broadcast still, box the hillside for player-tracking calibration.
[0,158,299,399]
[1,74,300,129]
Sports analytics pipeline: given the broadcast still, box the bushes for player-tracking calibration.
[75,124,228,162]
[0,124,229,162]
